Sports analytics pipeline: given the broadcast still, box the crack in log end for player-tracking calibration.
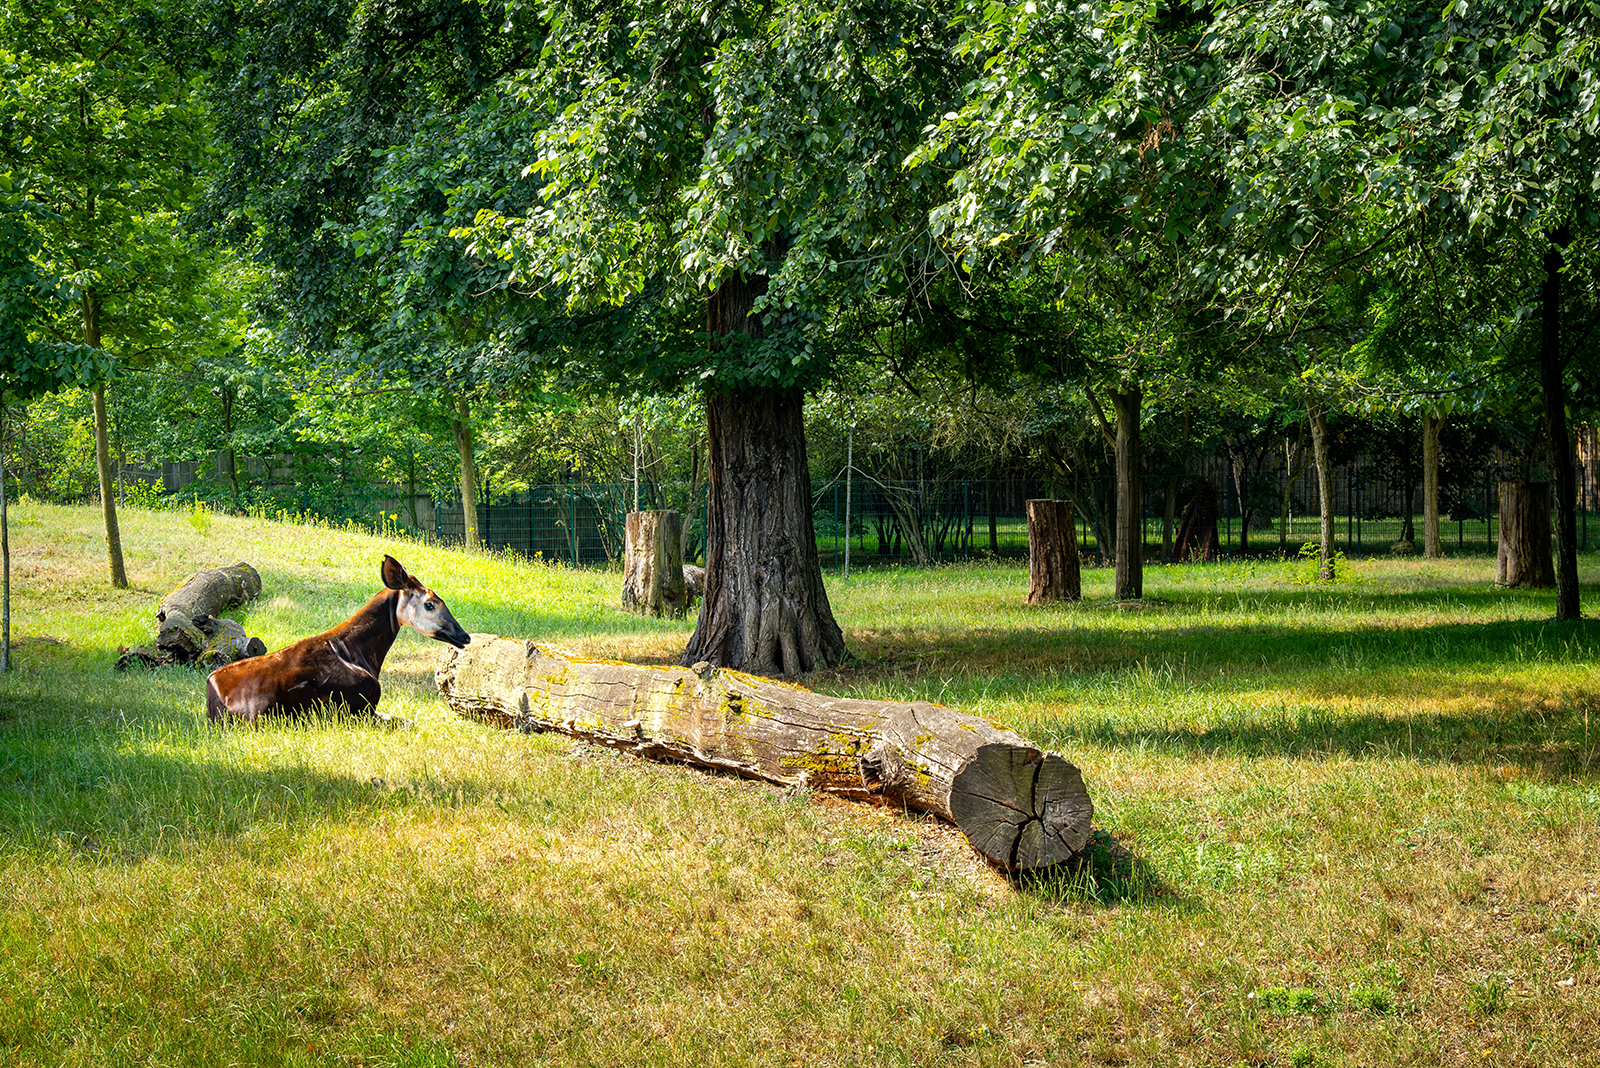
[950,745,1094,872]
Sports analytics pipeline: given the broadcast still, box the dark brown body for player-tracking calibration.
[205,556,469,724]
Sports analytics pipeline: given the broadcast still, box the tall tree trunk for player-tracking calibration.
[83,287,127,588]
[1422,409,1444,559]
[1227,439,1253,558]
[404,448,420,527]
[1543,229,1580,620]
[2,407,10,673]
[1112,388,1142,599]
[683,386,846,674]
[1496,481,1555,587]
[682,273,846,674]
[451,397,479,551]
[1307,401,1336,582]
[91,384,127,588]
[1163,474,1177,562]
[1025,498,1081,603]
[987,474,999,556]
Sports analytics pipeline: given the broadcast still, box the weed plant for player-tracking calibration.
[0,502,1596,1066]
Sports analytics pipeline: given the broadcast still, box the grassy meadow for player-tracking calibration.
[1,502,1597,1067]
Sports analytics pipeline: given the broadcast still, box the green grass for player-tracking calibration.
[2,501,1598,1066]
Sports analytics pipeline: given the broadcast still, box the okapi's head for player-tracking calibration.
[382,555,471,649]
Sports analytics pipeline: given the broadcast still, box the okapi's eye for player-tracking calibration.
[424,600,437,611]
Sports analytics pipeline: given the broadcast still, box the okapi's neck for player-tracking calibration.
[333,589,403,672]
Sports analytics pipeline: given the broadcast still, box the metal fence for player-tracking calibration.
[431,467,1598,567]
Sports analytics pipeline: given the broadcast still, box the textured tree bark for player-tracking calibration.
[1112,388,1142,599]
[1279,425,1306,553]
[1026,499,1081,604]
[451,397,480,551]
[437,637,1094,872]
[622,510,688,618]
[1422,410,1444,559]
[1542,231,1580,619]
[682,385,846,675]
[1307,401,1336,581]
[1496,481,1555,588]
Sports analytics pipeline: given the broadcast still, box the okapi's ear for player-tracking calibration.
[381,555,409,590]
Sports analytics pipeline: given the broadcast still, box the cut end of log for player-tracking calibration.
[949,745,1093,872]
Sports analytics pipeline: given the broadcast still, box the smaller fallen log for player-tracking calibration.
[683,564,705,606]
[436,637,1094,872]
[116,562,267,671]
[158,562,263,625]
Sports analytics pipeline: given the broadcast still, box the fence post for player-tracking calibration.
[833,483,839,566]
[1354,468,1361,554]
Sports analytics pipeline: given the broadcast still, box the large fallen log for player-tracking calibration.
[435,637,1094,872]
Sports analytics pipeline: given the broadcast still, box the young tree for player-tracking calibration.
[0,188,112,668]
[1,0,213,587]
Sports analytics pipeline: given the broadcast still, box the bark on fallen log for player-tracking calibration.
[158,562,263,625]
[435,636,1094,872]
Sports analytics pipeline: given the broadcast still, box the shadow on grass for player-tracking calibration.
[1031,702,1600,779]
[1014,829,1191,911]
[833,617,1600,712]
[0,688,513,862]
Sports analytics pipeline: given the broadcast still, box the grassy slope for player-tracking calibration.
[1,502,1597,1067]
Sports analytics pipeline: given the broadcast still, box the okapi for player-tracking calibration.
[205,555,470,724]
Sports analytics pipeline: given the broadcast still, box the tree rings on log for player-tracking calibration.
[436,636,1094,872]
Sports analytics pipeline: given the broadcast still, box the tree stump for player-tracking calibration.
[1497,481,1555,587]
[436,637,1095,872]
[621,511,689,618]
[116,562,267,670]
[1174,479,1219,562]
[1026,499,1081,604]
